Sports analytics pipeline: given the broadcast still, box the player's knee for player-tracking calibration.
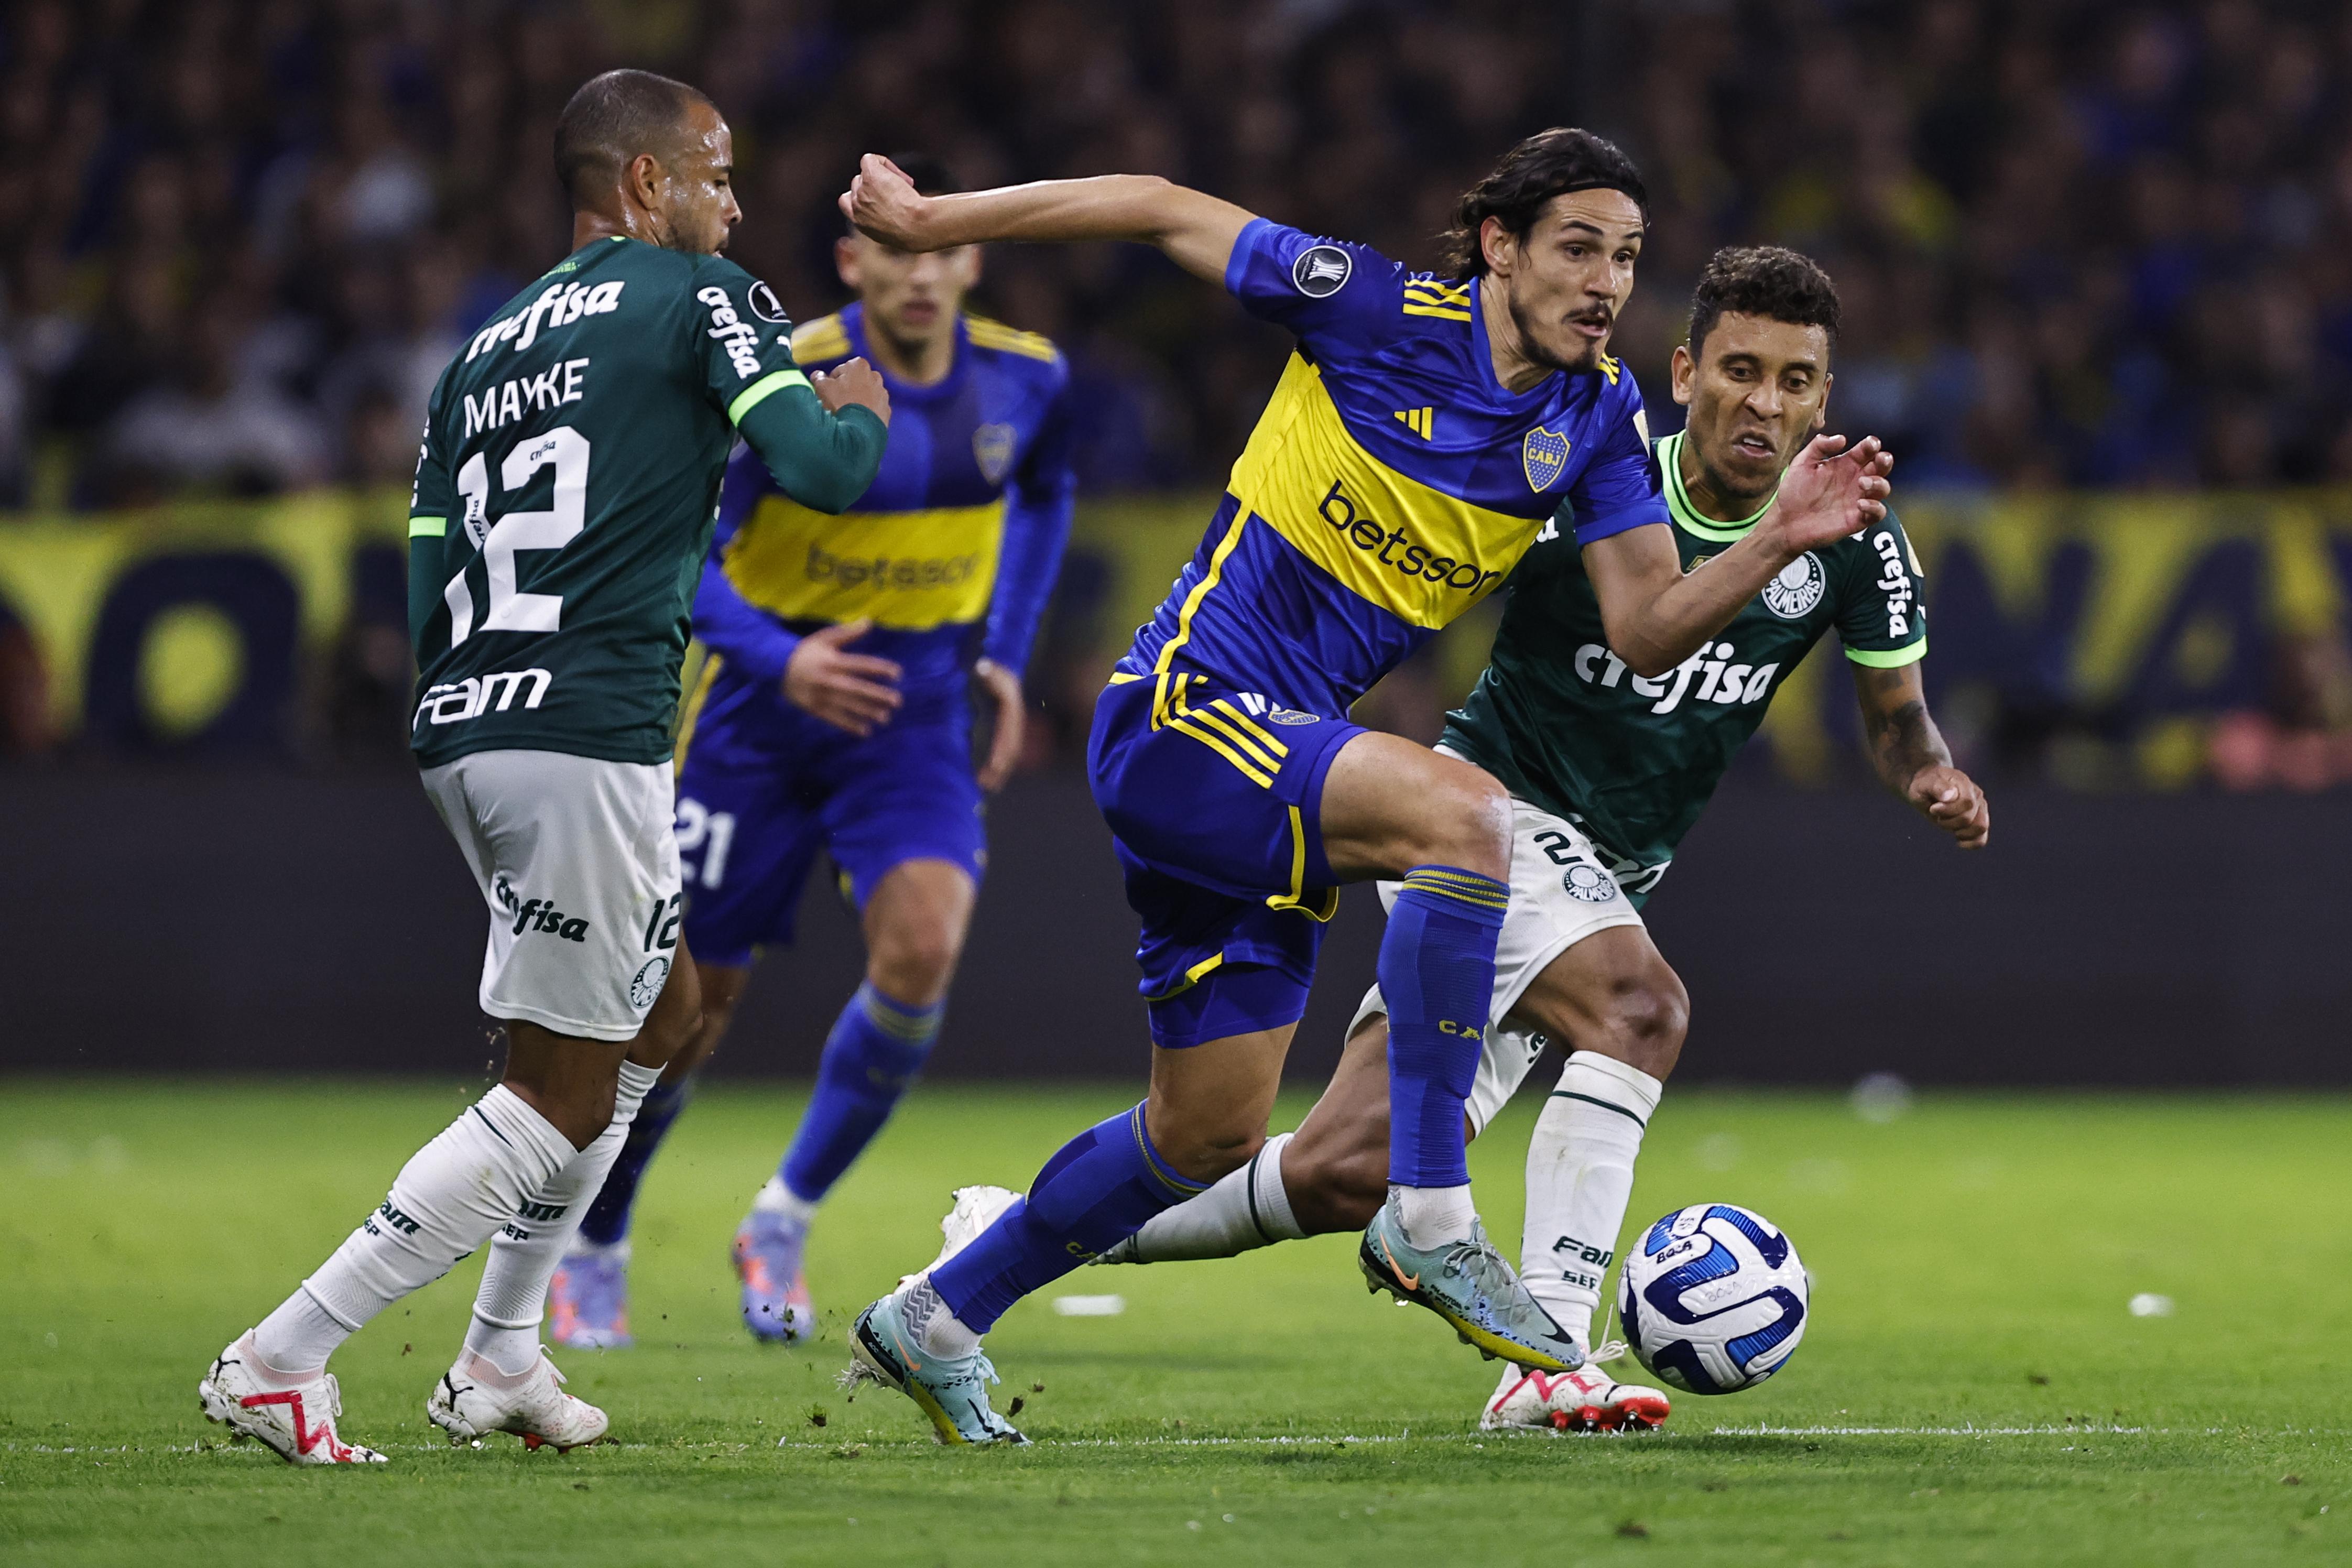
[1600,970,1688,1080]
[1404,765,1511,877]
[866,903,965,1007]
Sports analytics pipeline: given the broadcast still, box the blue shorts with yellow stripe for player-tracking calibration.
[1086,670,1363,1048]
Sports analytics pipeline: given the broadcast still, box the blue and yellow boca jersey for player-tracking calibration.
[1116,219,1670,716]
[688,302,1076,737]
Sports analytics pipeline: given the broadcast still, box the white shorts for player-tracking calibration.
[420,749,684,1042]
[1348,781,1645,1134]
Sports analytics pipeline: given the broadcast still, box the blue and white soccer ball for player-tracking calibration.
[1616,1203,1809,1395]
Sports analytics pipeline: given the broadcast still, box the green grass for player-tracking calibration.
[4,1080,2350,1566]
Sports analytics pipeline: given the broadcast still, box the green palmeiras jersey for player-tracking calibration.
[406,236,819,768]
[1443,428,1927,898]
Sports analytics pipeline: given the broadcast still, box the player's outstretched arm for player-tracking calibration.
[840,154,1254,286]
[1583,433,1893,676]
[734,357,891,514]
[1854,661,1989,848]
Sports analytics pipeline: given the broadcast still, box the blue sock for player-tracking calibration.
[930,1103,1206,1333]
[1382,866,1509,1188]
[577,1077,694,1247]
[779,982,942,1205]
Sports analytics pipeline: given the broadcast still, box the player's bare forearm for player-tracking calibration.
[1854,662,1989,848]
[841,155,1252,285]
[1585,523,1803,677]
[1857,663,1948,788]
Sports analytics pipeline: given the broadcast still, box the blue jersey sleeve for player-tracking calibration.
[1566,382,1669,546]
[690,449,803,685]
[1223,218,1403,355]
[983,364,1078,677]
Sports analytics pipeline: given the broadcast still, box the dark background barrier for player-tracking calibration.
[7,767,2343,1085]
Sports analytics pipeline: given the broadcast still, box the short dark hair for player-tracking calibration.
[845,153,958,234]
[553,69,714,209]
[1439,128,1648,278]
[1687,246,1841,360]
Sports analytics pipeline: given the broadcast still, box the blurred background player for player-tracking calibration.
[550,155,1076,1349]
[1090,245,1988,1433]
[832,136,1893,1444]
[195,70,888,1464]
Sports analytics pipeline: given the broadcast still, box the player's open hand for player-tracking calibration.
[840,154,934,251]
[784,618,903,737]
[1763,433,1894,556]
[814,357,891,426]
[972,657,1026,793]
[1907,763,1990,849]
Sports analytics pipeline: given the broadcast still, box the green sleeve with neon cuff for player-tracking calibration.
[733,383,889,515]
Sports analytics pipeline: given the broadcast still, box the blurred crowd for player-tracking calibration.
[1,0,2349,779]
[1,0,2350,502]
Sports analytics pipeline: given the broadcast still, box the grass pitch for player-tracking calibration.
[4,1079,2350,1566]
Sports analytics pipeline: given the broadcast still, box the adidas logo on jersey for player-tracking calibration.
[1573,641,1779,715]
[465,281,627,362]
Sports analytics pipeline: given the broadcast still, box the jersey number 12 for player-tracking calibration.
[445,426,591,644]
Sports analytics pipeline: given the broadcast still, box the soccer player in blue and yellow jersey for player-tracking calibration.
[548,157,1075,1350]
[834,132,1892,1442]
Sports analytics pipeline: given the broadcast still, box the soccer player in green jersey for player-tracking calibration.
[1082,246,1989,1433]
[197,70,889,1465]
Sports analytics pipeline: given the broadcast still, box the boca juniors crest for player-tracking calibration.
[1523,426,1571,492]
[973,422,1016,485]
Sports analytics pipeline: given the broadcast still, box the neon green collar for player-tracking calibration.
[1661,429,1778,542]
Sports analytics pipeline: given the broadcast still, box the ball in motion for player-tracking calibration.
[1617,1202,1808,1395]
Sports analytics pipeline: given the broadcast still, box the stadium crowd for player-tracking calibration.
[0,0,2347,775]
[1,0,2348,499]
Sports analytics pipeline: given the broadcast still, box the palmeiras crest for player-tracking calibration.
[1522,426,1571,491]
[973,422,1016,485]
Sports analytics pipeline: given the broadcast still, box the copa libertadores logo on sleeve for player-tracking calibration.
[747,281,789,323]
[1292,245,1352,298]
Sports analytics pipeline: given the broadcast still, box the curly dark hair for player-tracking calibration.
[1687,246,1841,359]
[1437,128,1648,278]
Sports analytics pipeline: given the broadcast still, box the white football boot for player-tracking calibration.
[1480,1356,1672,1433]
[899,1184,1022,1287]
[198,1333,387,1465]
[427,1347,609,1451]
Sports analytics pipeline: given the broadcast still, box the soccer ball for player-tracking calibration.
[1616,1203,1809,1395]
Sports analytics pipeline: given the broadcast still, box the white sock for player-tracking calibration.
[1521,1051,1662,1349]
[751,1174,819,1229]
[1119,1132,1303,1262]
[247,1291,346,1380]
[1392,1182,1476,1248]
[256,1085,575,1371]
[465,1061,664,1375]
[902,1274,980,1358]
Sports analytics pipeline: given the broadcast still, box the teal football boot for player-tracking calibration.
[845,1286,1027,1445]
[1359,1192,1583,1373]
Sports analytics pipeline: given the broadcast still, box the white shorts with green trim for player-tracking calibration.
[1348,776,1645,1135]
[420,748,683,1042]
